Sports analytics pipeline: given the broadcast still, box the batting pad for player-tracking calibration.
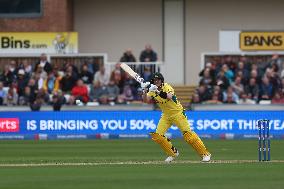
[183,131,210,157]
[150,132,177,157]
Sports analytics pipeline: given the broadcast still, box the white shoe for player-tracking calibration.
[201,154,211,162]
[165,151,179,163]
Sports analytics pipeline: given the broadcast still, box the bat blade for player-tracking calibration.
[120,63,145,83]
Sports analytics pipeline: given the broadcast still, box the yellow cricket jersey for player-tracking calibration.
[147,83,184,115]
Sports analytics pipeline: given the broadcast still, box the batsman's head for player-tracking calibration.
[150,72,164,86]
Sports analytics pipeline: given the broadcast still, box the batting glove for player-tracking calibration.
[149,84,158,92]
[141,82,151,89]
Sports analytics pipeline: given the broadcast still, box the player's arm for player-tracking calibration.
[156,90,173,100]
[142,84,172,101]
[141,90,153,103]
[157,84,175,100]
[141,82,155,104]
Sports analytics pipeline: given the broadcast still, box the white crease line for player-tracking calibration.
[0,160,283,167]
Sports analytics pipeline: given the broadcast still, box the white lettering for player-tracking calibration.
[27,120,37,130]
[39,120,99,130]
[195,119,235,130]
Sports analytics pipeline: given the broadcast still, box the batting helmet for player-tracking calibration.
[150,72,164,84]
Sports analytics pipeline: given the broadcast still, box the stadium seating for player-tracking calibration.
[173,85,196,107]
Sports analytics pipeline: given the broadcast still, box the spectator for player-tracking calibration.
[221,64,234,84]
[0,82,7,105]
[250,62,261,74]
[0,65,14,87]
[231,76,244,96]
[212,94,223,104]
[30,97,42,111]
[191,93,201,104]
[212,85,223,101]
[216,71,230,90]
[203,94,222,104]
[85,58,101,75]
[8,60,18,80]
[117,84,134,103]
[244,78,259,102]
[71,79,89,104]
[250,69,261,85]
[270,63,279,74]
[89,81,109,104]
[135,88,143,101]
[238,92,256,104]
[223,55,237,73]
[43,72,60,94]
[139,44,158,75]
[60,66,78,93]
[19,59,33,77]
[52,95,62,111]
[18,86,32,106]
[234,70,247,85]
[34,53,52,74]
[199,67,215,86]
[259,76,273,101]
[120,49,137,62]
[107,80,120,104]
[53,68,63,91]
[36,88,50,105]
[139,44,157,62]
[17,69,29,97]
[268,54,283,77]
[188,93,201,109]
[199,62,216,79]
[235,61,250,83]
[63,61,79,78]
[33,72,45,91]
[222,86,239,103]
[79,64,93,85]
[94,63,109,86]
[120,49,137,73]
[5,82,18,106]
[51,91,65,111]
[196,84,212,102]
[110,63,125,93]
[123,73,139,99]
[26,78,38,104]
[265,68,280,93]
[223,94,237,104]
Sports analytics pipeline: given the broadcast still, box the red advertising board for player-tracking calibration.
[0,118,19,132]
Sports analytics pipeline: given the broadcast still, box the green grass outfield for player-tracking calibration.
[0,139,284,189]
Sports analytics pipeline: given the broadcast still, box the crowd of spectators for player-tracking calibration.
[192,54,284,105]
[0,45,158,111]
[1,48,283,111]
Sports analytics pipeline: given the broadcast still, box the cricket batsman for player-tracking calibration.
[141,72,211,162]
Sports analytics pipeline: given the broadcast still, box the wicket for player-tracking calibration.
[257,119,270,161]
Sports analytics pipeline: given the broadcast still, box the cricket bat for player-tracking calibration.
[120,63,145,84]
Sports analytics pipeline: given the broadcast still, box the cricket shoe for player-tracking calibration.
[201,153,211,162]
[165,151,179,163]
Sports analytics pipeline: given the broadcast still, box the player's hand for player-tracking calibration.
[141,82,150,89]
[149,84,158,92]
